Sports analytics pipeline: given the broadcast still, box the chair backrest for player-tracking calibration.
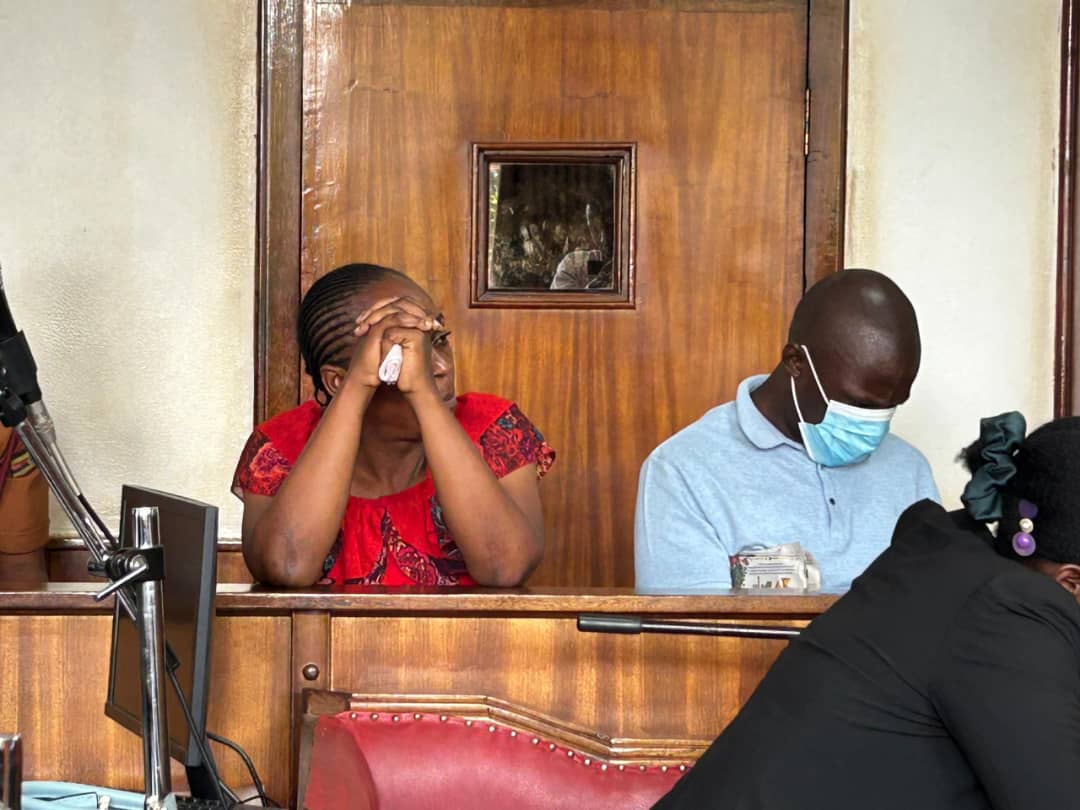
[298,691,705,810]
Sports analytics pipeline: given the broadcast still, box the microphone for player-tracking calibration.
[0,262,43,417]
[0,262,82,495]
[577,614,802,639]
[0,261,18,340]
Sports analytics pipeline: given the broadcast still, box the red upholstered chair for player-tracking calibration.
[298,691,700,810]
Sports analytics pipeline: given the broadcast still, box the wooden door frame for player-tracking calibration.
[254,0,304,424]
[252,0,850,423]
[1058,0,1079,417]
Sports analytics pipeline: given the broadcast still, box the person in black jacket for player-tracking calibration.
[654,411,1080,810]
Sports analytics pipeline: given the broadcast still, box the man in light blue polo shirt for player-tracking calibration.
[635,269,938,592]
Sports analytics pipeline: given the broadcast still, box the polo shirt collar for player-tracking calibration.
[735,375,802,451]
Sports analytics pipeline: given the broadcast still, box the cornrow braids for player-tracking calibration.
[297,263,409,403]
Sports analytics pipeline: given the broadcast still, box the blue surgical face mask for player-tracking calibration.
[790,345,895,467]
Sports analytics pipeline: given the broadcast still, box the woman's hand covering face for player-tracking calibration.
[352,296,444,395]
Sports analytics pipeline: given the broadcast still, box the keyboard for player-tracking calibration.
[174,796,230,810]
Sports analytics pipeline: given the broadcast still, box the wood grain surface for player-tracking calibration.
[0,585,831,801]
[0,613,292,800]
[0,583,839,615]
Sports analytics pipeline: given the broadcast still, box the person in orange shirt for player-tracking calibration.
[0,423,50,583]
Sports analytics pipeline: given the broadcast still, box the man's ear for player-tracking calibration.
[320,365,348,399]
[1052,563,1080,596]
[781,343,803,378]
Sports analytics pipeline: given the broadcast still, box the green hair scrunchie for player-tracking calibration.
[961,411,1027,521]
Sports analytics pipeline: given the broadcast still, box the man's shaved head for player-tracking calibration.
[789,268,921,371]
[746,267,924,452]
[747,268,924,442]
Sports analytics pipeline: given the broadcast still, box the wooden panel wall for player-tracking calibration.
[0,614,293,801]
[255,0,849,587]
[329,615,791,741]
[0,590,830,803]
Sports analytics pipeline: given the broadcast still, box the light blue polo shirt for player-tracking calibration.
[634,375,939,592]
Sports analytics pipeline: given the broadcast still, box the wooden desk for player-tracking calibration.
[0,585,837,803]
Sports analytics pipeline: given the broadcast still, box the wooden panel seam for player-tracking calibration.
[290,610,331,806]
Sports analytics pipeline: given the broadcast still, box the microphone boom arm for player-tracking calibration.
[12,420,138,613]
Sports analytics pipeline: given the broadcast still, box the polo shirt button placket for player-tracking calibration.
[819,468,837,529]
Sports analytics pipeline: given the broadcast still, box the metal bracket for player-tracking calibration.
[91,547,166,603]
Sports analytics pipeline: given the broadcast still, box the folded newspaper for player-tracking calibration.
[729,542,822,590]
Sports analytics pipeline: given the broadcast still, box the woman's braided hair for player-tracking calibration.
[297,263,409,403]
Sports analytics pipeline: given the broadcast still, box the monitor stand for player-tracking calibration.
[94,506,178,809]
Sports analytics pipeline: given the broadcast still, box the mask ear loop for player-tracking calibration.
[790,377,808,423]
[797,345,830,405]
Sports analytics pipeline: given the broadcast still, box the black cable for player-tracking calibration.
[166,664,237,807]
[228,795,279,808]
[207,731,277,807]
[37,791,98,803]
[79,493,116,543]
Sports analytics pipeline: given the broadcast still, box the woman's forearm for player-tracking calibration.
[411,389,542,585]
[245,380,373,586]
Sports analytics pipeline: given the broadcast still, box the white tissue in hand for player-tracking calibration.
[378,343,403,384]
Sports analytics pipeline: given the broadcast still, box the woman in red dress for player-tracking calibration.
[232,263,554,587]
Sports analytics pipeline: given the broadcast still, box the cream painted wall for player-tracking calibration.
[0,1,256,537]
[845,0,1061,507]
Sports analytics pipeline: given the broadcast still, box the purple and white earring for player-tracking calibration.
[1011,499,1038,557]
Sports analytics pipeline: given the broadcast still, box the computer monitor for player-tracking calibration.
[105,485,219,797]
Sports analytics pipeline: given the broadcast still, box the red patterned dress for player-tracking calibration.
[231,393,555,586]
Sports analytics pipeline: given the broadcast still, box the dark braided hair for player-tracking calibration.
[298,263,410,403]
[961,415,1080,564]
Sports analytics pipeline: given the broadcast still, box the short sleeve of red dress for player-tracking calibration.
[231,400,323,499]
[463,397,556,480]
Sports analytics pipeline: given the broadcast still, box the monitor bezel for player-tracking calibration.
[104,484,219,768]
